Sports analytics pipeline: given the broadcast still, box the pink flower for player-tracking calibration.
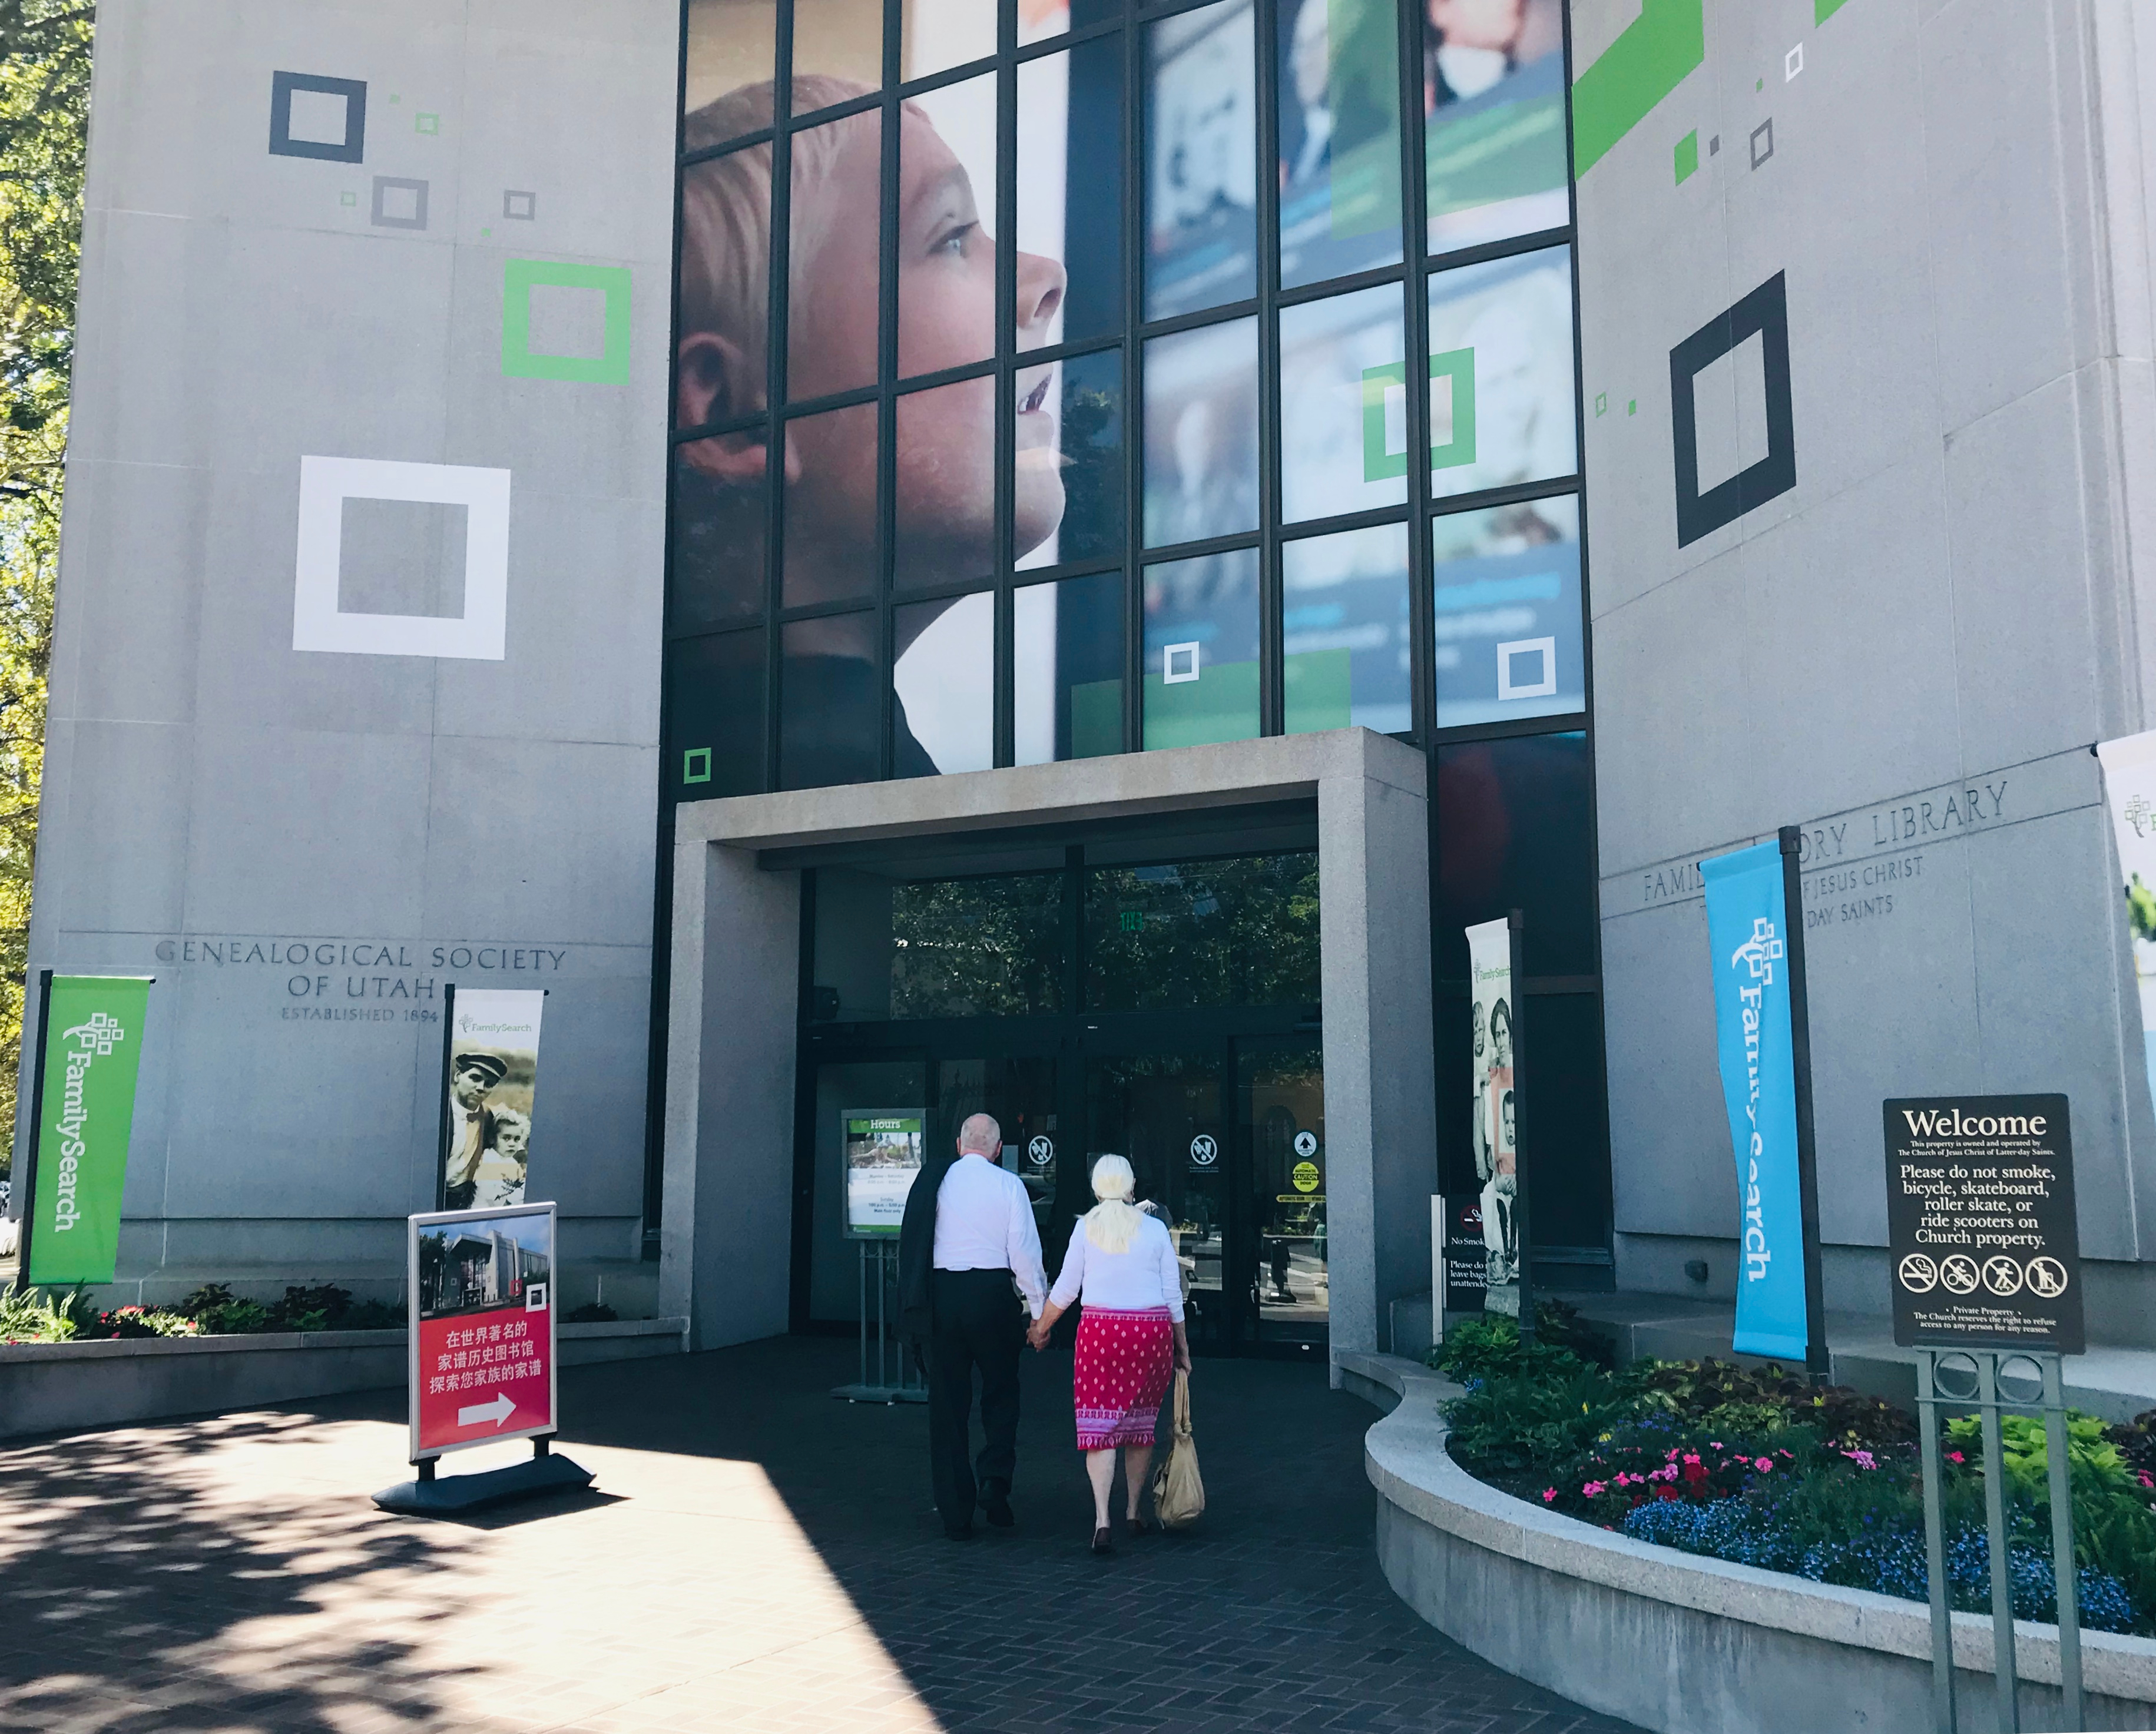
[1582,1481,1607,1498]
[1542,1488,1557,1503]
[1755,1458,1773,1473]
[2139,1472,2154,1490]
[1842,1448,1877,1471]
[1947,1451,1965,1464]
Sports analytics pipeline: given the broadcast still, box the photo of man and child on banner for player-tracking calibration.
[438,988,545,1212]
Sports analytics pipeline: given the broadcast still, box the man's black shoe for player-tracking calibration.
[945,1522,975,1540]
[981,1481,1015,1528]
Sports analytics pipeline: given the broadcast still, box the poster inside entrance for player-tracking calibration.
[1465,917,1518,1306]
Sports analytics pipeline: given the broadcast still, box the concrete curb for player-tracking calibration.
[1342,1348,2156,1733]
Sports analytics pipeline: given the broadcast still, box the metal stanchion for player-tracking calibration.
[1915,1348,2081,1734]
[833,1238,926,1404]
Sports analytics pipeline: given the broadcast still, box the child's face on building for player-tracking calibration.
[496,1123,529,1161]
[787,107,1067,595]
[1430,0,1525,52]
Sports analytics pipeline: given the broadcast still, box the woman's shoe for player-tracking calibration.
[1091,1524,1114,1554]
[1125,1514,1151,1538]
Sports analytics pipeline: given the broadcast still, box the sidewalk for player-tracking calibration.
[1558,1289,2156,1421]
[0,1334,1638,1733]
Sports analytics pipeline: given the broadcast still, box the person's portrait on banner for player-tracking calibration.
[439,989,545,1212]
[2097,730,2156,1119]
[1465,919,1516,1292]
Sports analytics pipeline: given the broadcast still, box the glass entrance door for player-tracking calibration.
[1081,1051,1229,1353]
[1241,1040,1326,1348]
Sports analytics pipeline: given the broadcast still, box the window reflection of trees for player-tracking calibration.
[1086,853,1319,1009]
[889,874,1065,1017]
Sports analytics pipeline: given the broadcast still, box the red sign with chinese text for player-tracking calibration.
[415,1299,552,1453]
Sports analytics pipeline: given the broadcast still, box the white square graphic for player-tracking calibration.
[1163,641,1201,684]
[293,456,512,658]
[1495,636,1557,701]
[285,88,353,147]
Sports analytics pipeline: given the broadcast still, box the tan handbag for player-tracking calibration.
[1150,1368,1205,1528]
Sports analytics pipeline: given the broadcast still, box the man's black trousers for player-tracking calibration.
[928,1268,1025,1531]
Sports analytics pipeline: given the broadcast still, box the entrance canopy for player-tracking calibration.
[660,728,1434,1384]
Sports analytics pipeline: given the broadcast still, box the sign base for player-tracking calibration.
[372,1449,592,1516]
[831,1381,928,1404]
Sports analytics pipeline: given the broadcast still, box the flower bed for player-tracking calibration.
[1,1282,402,1343]
[1431,1305,2156,1636]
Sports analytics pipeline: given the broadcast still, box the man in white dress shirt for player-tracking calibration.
[896,1111,1046,1539]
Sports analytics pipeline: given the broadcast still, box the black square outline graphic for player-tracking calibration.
[1670,271,1795,548]
[269,71,366,163]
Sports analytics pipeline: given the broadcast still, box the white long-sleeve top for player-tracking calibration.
[1049,1212,1185,1322]
[932,1153,1048,1318]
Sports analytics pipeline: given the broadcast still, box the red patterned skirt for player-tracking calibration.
[1072,1305,1175,1450]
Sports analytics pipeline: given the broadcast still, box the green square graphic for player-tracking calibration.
[416,112,439,135]
[683,747,712,784]
[1595,391,1608,417]
[340,190,357,207]
[1628,398,1638,415]
[1817,0,1852,16]
[1674,129,1699,184]
[1360,350,1477,480]
[503,259,632,384]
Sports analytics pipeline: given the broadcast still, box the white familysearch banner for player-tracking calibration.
[2097,730,2156,1116]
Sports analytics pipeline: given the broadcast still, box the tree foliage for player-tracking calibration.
[0,2,92,1170]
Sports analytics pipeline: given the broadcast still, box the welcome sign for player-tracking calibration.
[1700,844,1812,1361]
[24,975,154,1287]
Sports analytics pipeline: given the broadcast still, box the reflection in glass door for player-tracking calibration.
[1082,1053,1228,1352]
[933,1056,1059,1240]
[1242,1042,1326,1347]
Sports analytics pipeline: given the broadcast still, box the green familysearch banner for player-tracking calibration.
[25,975,153,1286]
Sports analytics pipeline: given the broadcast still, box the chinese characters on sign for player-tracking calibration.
[408,1202,556,1458]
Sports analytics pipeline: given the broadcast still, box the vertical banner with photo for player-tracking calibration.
[844,1111,925,1238]
[1465,919,1519,1306]
[437,988,545,1213]
[21,974,154,1288]
[1700,841,1812,1362]
[408,1202,555,1460]
[2097,730,2156,1120]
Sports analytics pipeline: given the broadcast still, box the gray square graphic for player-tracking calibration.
[371,175,429,230]
[1750,119,1774,170]
[504,189,537,220]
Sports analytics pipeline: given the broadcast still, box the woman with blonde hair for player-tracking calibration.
[1029,1155,1190,1553]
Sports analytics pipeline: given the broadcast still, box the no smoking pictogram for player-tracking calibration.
[1897,1254,1938,1293]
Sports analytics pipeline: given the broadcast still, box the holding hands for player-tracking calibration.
[1027,1317,1051,1351]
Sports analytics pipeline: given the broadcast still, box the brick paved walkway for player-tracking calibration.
[0,1336,1640,1733]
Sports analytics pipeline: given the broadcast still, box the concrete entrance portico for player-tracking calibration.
[660,728,1436,1373]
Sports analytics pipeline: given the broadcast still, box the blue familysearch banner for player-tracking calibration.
[1700,843,1810,1360]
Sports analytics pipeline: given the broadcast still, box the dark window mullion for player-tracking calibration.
[764,0,797,793]
[1399,0,1435,754]
[877,0,902,781]
[995,0,1018,767]
[1254,0,1282,738]
[1122,15,1144,757]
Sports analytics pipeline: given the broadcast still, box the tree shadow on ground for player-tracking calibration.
[0,1407,481,1732]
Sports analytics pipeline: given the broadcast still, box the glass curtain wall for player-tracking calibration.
[668,0,1608,1258]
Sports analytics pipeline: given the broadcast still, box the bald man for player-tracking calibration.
[897,1112,1047,1539]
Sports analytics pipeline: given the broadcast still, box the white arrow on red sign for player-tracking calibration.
[456,1390,516,1429]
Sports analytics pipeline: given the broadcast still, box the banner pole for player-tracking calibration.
[1777,827,1830,1384]
[433,984,458,1211]
[2042,1354,2082,1729]
[12,968,53,1295]
[1509,909,1533,1345]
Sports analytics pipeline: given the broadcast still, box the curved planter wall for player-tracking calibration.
[1341,1350,2156,1734]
